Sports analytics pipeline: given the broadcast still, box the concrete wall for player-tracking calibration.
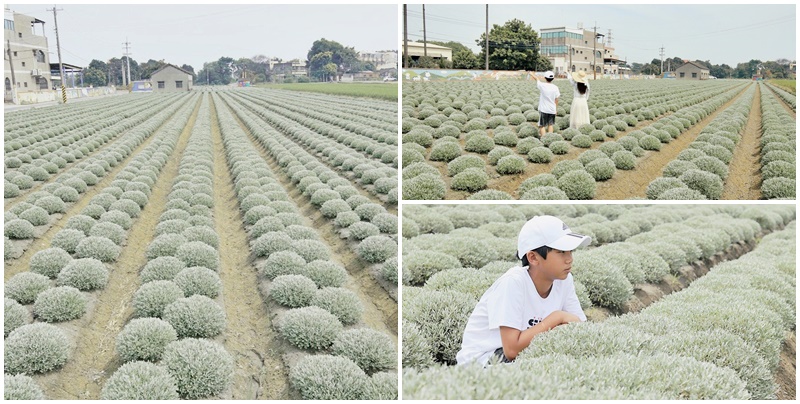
[16,86,116,105]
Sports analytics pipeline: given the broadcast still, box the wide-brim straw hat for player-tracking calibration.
[572,71,588,83]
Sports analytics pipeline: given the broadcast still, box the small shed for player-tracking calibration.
[675,61,709,80]
[150,64,193,92]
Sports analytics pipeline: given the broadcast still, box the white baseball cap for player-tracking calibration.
[517,215,591,259]
[544,71,555,79]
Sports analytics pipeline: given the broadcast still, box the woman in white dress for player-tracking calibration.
[566,70,591,129]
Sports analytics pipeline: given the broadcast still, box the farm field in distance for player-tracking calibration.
[401,204,796,399]
[260,82,398,101]
[402,79,796,200]
[4,88,398,400]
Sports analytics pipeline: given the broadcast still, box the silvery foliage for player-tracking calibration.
[290,354,368,400]
[162,338,233,399]
[100,361,179,399]
[4,323,70,375]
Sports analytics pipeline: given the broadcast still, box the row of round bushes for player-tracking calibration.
[101,95,235,400]
[3,95,180,198]
[231,90,398,168]
[401,81,748,200]
[3,94,200,400]
[218,92,398,284]
[213,92,397,400]
[646,85,755,200]
[4,94,196,265]
[757,83,795,199]
[242,89,397,146]
[763,82,796,111]
[225,91,398,203]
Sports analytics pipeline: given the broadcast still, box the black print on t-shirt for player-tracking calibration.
[528,317,542,327]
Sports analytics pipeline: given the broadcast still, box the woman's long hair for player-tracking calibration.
[577,82,587,95]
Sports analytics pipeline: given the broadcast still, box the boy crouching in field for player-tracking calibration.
[456,215,590,366]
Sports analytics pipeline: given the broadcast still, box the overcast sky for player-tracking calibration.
[7,4,398,70]
[405,3,796,66]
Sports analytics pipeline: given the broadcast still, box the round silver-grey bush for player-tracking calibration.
[100,361,179,399]
[311,287,364,326]
[161,338,234,399]
[56,258,109,291]
[173,266,221,298]
[33,286,87,322]
[5,272,51,305]
[332,328,396,374]
[270,274,318,308]
[162,295,226,338]
[116,317,178,362]
[140,256,186,283]
[4,298,29,337]
[260,250,306,280]
[290,354,368,400]
[4,323,70,375]
[357,236,397,263]
[298,260,348,288]
[29,247,72,278]
[278,306,344,350]
[133,280,184,318]
[75,236,121,262]
[4,373,44,400]
[51,228,86,254]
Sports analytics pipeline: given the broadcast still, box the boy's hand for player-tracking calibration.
[559,312,581,324]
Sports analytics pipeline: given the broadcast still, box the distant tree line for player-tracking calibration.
[79,37,386,87]
[408,18,794,79]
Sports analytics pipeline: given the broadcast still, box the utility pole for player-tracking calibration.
[403,4,409,69]
[122,38,132,88]
[592,22,597,79]
[422,4,427,58]
[659,45,665,76]
[48,5,67,104]
[6,40,18,104]
[485,4,489,71]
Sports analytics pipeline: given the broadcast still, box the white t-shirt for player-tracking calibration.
[456,266,586,366]
[536,80,560,114]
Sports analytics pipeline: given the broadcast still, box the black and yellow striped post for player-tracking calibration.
[61,84,67,104]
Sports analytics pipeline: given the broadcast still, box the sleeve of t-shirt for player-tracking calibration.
[563,275,587,321]
[486,276,526,331]
[536,79,543,91]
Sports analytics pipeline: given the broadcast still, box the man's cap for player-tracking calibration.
[517,215,591,259]
[544,71,555,79]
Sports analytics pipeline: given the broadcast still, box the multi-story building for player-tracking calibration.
[540,25,623,77]
[4,7,53,102]
[268,59,308,81]
[357,50,398,71]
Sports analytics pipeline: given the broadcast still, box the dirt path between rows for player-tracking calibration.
[594,83,751,200]
[3,98,194,282]
[39,96,201,399]
[217,95,398,338]
[722,84,763,200]
[764,84,797,117]
[776,331,796,400]
[208,96,289,399]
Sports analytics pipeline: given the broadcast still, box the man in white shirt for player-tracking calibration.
[456,215,590,366]
[533,71,560,137]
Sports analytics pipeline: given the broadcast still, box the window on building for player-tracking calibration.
[157,81,165,89]
[21,62,25,67]
[680,72,685,78]
[692,72,697,78]
[18,32,22,38]
[23,82,27,87]
[37,77,47,90]
[4,19,14,31]
[13,51,17,57]
[34,50,45,63]
[175,81,183,88]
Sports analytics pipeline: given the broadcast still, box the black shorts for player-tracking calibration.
[538,112,556,127]
[491,347,514,364]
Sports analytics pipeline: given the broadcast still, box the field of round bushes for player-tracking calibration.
[5,87,398,400]
[402,79,795,200]
[402,204,795,399]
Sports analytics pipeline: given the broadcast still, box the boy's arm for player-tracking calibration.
[498,310,579,360]
[563,276,587,321]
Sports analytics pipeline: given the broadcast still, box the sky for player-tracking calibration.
[405,3,796,66]
[6,3,399,70]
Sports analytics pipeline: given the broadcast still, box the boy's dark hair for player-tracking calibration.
[545,77,554,83]
[577,82,587,94]
[521,245,553,267]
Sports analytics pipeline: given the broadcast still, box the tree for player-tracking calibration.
[476,19,542,71]
[180,64,195,79]
[307,38,359,81]
[710,64,733,79]
[309,51,334,80]
[139,59,167,79]
[82,68,106,87]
